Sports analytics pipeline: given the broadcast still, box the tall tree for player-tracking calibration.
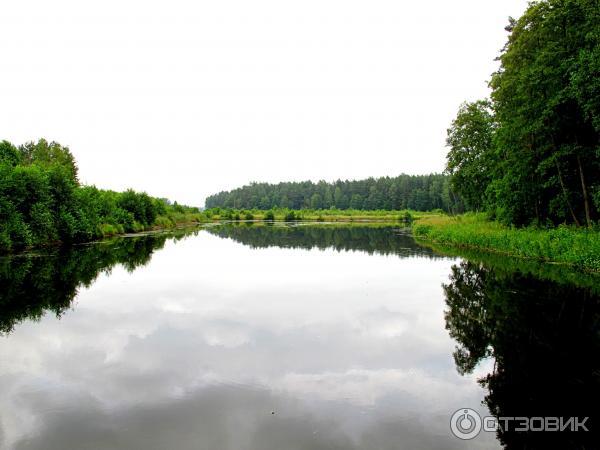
[445,100,496,211]
[489,0,600,226]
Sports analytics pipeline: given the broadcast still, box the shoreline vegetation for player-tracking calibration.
[4,191,600,274]
[413,213,600,272]
[1,136,598,273]
[0,139,204,254]
[0,201,432,254]
[202,208,426,223]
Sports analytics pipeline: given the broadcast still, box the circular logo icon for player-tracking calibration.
[450,408,482,440]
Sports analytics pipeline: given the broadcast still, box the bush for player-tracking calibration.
[0,138,208,252]
[99,223,121,236]
[284,211,297,221]
[117,189,157,226]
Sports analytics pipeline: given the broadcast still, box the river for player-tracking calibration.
[0,223,597,449]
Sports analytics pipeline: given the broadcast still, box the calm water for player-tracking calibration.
[0,224,597,450]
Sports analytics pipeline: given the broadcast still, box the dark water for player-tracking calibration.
[0,224,597,450]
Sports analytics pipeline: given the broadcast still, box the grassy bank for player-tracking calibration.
[98,211,206,237]
[412,213,600,272]
[204,207,436,222]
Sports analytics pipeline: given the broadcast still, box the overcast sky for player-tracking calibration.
[0,0,528,206]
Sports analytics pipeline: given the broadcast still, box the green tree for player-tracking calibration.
[489,0,600,226]
[349,193,364,209]
[0,141,21,166]
[445,100,495,211]
[310,193,322,209]
[19,139,79,184]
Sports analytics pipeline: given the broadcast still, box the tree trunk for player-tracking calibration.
[555,160,580,226]
[577,155,591,227]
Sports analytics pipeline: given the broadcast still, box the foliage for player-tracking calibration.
[284,210,298,221]
[445,100,496,211]
[205,207,438,222]
[0,139,204,252]
[447,0,600,227]
[205,174,464,213]
[401,211,413,223]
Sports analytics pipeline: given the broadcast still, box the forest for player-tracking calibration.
[446,0,599,227]
[204,174,464,212]
[0,139,202,252]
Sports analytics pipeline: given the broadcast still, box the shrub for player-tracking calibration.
[0,139,207,252]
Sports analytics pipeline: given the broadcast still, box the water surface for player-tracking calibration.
[0,224,597,449]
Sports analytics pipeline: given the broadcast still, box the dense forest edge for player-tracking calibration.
[0,139,204,253]
[413,0,600,271]
[443,0,599,227]
[205,174,464,212]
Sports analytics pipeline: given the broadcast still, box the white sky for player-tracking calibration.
[0,0,528,206]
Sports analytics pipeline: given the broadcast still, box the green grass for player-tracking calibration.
[412,212,600,272]
[204,207,436,222]
[98,212,206,238]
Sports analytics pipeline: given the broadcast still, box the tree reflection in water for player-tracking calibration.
[444,260,599,449]
[0,229,198,334]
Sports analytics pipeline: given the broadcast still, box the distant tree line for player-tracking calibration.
[446,0,599,226]
[205,174,464,212]
[0,139,200,252]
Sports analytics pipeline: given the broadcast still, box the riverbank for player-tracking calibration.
[412,213,600,272]
[203,207,434,222]
[98,212,206,237]
[0,209,417,255]
[0,212,207,255]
